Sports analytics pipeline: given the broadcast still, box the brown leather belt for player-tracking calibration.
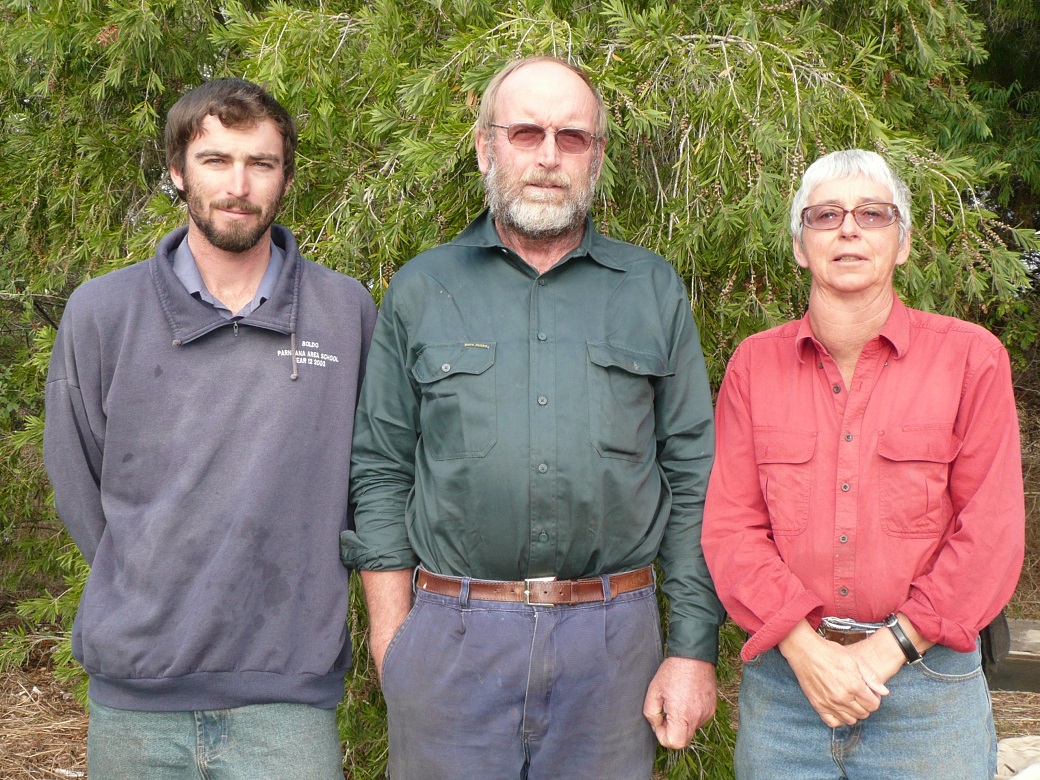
[818,627,875,646]
[415,566,654,606]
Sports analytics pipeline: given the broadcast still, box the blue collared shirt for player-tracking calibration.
[171,236,283,319]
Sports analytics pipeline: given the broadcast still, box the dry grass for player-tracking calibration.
[0,666,86,779]
[993,691,1040,739]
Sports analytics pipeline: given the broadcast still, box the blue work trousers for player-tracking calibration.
[381,578,663,779]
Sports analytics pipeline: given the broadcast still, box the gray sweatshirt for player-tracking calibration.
[44,225,376,710]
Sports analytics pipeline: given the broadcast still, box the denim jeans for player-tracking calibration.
[735,644,996,780]
[380,579,662,780]
[87,699,342,780]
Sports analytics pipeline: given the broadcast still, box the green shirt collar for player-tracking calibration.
[451,209,629,273]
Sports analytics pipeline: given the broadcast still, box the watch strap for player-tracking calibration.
[886,613,923,664]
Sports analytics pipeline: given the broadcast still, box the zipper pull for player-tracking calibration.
[233,321,239,336]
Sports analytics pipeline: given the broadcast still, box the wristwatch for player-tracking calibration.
[885,613,924,665]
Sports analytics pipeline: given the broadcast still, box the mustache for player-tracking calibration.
[210,198,262,214]
[523,171,570,187]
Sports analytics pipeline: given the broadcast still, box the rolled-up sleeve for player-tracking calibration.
[703,348,825,661]
[343,283,422,572]
[900,341,1024,650]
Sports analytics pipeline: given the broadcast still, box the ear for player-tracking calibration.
[895,229,911,266]
[591,136,606,179]
[475,128,491,174]
[170,167,185,193]
[793,237,810,269]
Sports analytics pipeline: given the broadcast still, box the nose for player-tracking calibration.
[227,163,250,198]
[838,209,860,236]
[534,131,562,168]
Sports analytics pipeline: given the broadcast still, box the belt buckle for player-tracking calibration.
[523,576,556,606]
[818,616,884,637]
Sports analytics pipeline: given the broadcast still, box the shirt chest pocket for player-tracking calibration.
[878,427,961,538]
[586,342,672,462]
[411,343,497,460]
[755,429,816,536]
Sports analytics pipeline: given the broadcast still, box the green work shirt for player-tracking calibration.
[343,210,724,661]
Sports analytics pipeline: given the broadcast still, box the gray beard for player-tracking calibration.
[482,152,596,240]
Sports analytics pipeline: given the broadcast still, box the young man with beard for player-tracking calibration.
[343,57,724,779]
[44,78,376,779]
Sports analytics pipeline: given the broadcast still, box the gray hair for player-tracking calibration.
[790,150,912,244]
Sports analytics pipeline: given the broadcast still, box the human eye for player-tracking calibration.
[556,128,593,153]
[812,206,842,224]
[507,124,545,147]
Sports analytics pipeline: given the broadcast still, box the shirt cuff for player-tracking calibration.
[899,598,976,653]
[339,530,419,571]
[740,591,825,661]
[666,620,722,664]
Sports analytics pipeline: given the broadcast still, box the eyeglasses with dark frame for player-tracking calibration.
[490,123,599,155]
[801,202,901,231]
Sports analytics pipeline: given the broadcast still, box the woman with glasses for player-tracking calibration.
[702,150,1024,779]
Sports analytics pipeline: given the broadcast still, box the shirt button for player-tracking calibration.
[839,587,849,596]
[817,363,823,369]
[832,385,841,394]
[537,395,548,406]
[839,534,848,544]
[441,363,451,373]
[844,433,853,442]
[537,332,547,341]
[538,532,549,542]
[537,463,548,474]
[841,483,850,492]
[537,278,547,286]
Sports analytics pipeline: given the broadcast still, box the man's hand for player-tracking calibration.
[359,569,414,682]
[642,656,718,749]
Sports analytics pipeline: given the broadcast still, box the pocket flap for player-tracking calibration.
[587,342,672,377]
[412,342,496,384]
[878,427,962,463]
[754,429,817,464]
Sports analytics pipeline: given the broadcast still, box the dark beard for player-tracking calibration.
[183,171,286,253]
[192,209,272,253]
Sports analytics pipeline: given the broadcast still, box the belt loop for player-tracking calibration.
[600,574,613,602]
[459,577,471,608]
[411,566,421,594]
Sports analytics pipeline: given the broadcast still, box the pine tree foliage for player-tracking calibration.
[2,1,1038,776]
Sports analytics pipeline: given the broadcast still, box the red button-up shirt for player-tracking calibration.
[703,297,1024,661]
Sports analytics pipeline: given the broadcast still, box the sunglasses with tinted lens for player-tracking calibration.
[491,123,597,154]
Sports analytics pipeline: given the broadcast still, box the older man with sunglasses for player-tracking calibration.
[703,150,1024,779]
[343,56,724,778]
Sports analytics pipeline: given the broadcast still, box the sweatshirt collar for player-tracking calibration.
[152,225,302,346]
